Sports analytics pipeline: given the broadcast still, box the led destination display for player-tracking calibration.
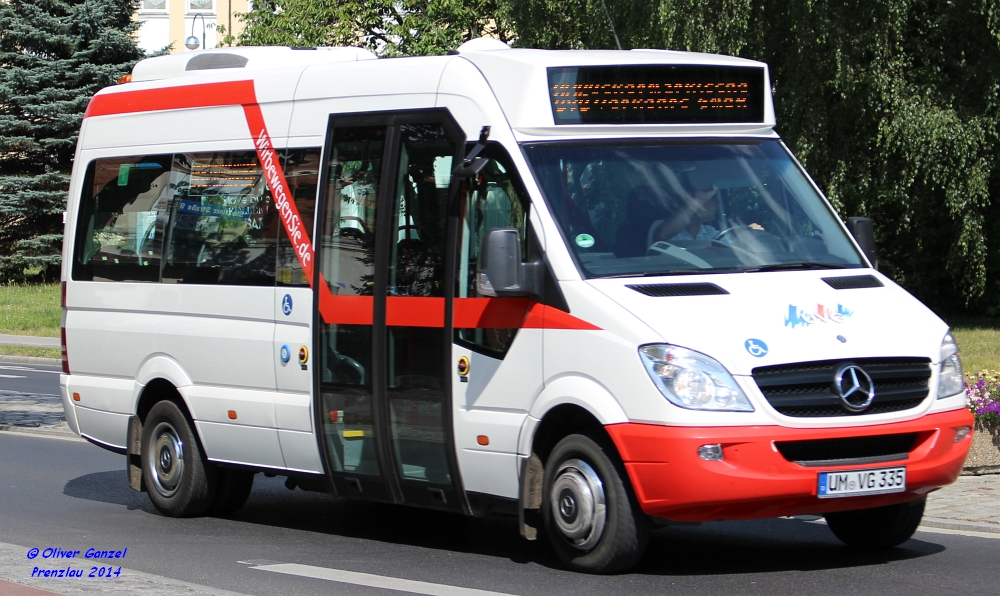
[548,65,766,125]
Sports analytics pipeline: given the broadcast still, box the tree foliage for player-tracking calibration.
[0,0,144,282]
[237,0,514,56]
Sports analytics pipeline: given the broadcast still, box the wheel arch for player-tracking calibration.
[516,376,631,541]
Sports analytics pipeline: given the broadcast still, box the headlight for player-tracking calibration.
[639,344,754,412]
[938,332,963,398]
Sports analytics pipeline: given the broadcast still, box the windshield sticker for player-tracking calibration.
[744,339,768,357]
[575,233,595,248]
[785,304,853,328]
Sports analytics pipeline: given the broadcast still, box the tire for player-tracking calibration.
[208,468,255,515]
[542,432,649,573]
[141,400,216,517]
[825,497,926,548]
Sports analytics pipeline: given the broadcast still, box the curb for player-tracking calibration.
[0,425,80,440]
[920,517,1000,534]
[0,356,61,366]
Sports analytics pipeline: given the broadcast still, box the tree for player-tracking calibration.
[0,0,145,282]
[237,0,514,56]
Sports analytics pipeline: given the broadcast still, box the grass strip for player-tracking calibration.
[0,283,60,338]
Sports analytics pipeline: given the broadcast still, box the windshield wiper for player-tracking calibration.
[600,269,709,279]
[744,262,847,272]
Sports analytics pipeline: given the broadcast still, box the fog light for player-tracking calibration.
[955,427,971,442]
[698,444,724,461]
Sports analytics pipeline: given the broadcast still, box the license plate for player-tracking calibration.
[817,466,906,498]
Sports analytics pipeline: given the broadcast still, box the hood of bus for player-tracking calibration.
[588,270,948,376]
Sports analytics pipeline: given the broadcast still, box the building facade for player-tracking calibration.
[136,0,250,54]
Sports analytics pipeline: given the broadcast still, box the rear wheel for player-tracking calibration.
[825,498,925,548]
[542,432,649,573]
[141,400,216,517]
[208,468,255,515]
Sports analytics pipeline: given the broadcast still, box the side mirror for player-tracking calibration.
[477,227,542,298]
[846,217,878,269]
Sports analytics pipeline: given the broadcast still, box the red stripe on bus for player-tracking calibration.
[84,81,257,118]
[318,294,599,330]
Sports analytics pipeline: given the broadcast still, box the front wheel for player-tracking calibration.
[825,498,925,548]
[542,433,649,573]
[141,400,216,517]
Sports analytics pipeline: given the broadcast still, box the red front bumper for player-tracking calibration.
[605,408,974,522]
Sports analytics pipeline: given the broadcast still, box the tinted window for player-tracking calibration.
[73,156,173,282]
[456,145,530,357]
[74,149,319,286]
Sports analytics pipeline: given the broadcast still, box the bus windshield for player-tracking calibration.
[522,140,865,278]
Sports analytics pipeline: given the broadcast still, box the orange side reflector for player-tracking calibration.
[118,74,132,84]
[477,435,489,446]
[72,393,80,402]
[227,410,237,420]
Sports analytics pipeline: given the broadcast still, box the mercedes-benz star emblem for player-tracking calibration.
[833,364,876,412]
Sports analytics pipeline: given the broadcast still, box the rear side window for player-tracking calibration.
[73,149,319,285]
[73,156,172,282]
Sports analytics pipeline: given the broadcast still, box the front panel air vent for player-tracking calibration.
[185,53,250,71]
[775,433,918,467]
[822,275,884,290]
[627,283,729,297]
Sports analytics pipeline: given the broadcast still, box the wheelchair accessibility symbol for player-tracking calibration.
[745,339,768,358]
[281,294,293,316]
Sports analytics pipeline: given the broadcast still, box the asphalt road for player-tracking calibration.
[1,367,998,595]
[0,363,61,396]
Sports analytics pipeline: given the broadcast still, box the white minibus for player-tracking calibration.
[61,40,974,573]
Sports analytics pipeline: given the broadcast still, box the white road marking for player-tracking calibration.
[804,516,1000,540]
[0,374,26,379]
[252,563,520,596]
[0,365,61,374]
[915,526,1000,540]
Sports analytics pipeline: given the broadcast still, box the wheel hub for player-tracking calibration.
[147,421,184,498]
[550,459,606,551]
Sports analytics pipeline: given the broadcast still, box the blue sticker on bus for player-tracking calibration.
[744,339,768,357]
[280,344,291,364]
[281,294,293,316]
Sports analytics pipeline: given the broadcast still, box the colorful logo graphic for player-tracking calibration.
[744,339,768,357]
[785,304,853,328]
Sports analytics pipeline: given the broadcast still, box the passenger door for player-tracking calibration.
[313,111,467,512]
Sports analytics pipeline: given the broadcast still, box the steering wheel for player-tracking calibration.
[712,224,747,244]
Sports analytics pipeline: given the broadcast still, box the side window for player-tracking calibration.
[73,156,173,282]
[456,145,530,357]
[277,149,320,286]
[162,151,277,285]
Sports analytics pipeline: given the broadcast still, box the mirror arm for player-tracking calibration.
[452,126,491,178]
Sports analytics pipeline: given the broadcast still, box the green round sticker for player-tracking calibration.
[575,233,595,248]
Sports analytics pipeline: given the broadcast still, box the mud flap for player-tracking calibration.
[518,453,544,540]
[126,415,144,492]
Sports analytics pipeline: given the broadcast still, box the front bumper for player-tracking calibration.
[605,408,974,522]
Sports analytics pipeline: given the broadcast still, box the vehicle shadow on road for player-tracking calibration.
[63,470,945,576]
[63,470,158,514]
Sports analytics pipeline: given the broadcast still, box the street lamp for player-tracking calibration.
[185,13,207,51]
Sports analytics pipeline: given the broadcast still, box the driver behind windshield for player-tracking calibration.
[648,182,722,246]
